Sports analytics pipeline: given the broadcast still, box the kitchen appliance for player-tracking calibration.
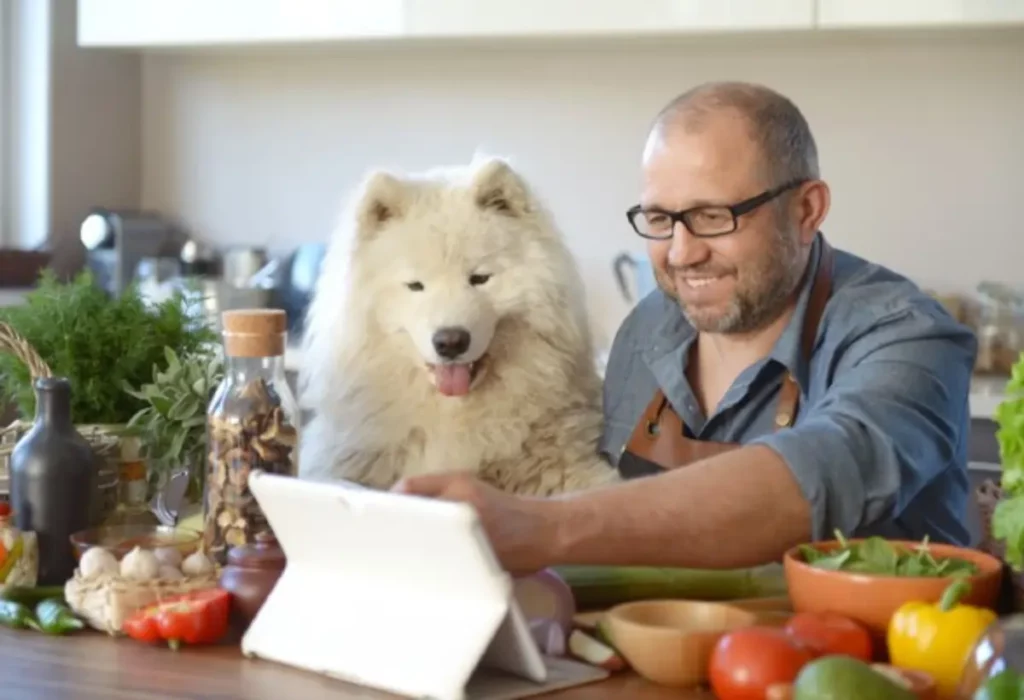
[80,208,183,296]
[222,246,269,288]
[612,252,657,305]
[270,243,326,337]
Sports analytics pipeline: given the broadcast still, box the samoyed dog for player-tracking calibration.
[296,155,621,495]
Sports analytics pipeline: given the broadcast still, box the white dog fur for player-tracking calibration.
[296,155,621,496]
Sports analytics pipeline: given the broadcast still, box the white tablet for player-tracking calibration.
[241,471,575,700]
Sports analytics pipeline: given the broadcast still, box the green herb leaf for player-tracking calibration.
[994,496,1024,570]
[802,531,979,578]
[806,549,852,571]
[853,537,899,575]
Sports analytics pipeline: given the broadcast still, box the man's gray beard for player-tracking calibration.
[672,226,806,335]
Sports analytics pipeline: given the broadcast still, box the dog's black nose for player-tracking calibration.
[432,327,471,359]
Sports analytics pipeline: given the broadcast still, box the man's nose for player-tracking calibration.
[667,221,708,268]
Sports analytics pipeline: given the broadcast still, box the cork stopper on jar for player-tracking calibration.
[221,309,288,358]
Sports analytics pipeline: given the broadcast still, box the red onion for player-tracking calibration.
[513,568,576,653]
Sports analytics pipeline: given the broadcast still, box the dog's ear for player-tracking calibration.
[470,158,532,218]
[355,170,408,238]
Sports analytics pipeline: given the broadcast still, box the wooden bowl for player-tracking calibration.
[783,539,1003,641]
[604,600,757,687]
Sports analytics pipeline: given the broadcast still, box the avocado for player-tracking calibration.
[792,655,917,700]
[973,669,1024,700]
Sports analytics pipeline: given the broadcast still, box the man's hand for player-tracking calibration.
[392,472,562,575]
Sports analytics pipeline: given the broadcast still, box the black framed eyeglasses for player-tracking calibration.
[626,179,807,240]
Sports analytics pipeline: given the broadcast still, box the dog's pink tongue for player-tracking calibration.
[436,364,472,397]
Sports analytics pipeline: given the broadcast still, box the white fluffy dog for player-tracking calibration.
[296,155,621,496]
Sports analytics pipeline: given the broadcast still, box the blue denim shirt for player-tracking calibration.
[599,234,978,546]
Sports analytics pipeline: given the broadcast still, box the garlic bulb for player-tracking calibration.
[181,550,215,576]
[119,546,160,581]
[153,546,183,569]
[79,546,119,580]
[158,565,185,580]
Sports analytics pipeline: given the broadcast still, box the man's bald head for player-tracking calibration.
[646,81,820,188]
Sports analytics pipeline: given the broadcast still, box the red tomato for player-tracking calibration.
[784,612,873,662]
[709,626,815,700]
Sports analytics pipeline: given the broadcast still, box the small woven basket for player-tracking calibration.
[0,321,121,520]
[64,569,220,635]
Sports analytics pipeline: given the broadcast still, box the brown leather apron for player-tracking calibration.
[617,240,835,478]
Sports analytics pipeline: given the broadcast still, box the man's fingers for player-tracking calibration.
[392,471,483,503]
[391,472,455,496]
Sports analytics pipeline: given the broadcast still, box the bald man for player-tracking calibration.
[394,82,977,575]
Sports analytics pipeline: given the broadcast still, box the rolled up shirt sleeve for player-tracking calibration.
[750,304,977,542]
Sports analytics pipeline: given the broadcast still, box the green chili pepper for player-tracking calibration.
[26,598,84,635]
[0,599,36,629]
[0,585,67,607]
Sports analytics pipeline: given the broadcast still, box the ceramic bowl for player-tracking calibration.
[603,600,757,687]
[783,539,1003,640]
[70,524,203,561]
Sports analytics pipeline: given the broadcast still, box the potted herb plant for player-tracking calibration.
[122,346,223,502]
[0,269,216,519]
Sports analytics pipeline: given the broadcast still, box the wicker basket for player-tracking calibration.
[0,321,122,521]
[64,569,220,635]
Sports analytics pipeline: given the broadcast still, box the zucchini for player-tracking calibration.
[553,563,788,610]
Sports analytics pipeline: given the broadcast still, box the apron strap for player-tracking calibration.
[775,239,835,428]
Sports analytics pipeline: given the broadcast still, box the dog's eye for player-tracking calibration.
[469,274,491,286]
[405,281,424,291]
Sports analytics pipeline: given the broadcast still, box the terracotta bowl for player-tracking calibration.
[603,600,757,687]
[783,539,1003,641]
[70,524,203,561]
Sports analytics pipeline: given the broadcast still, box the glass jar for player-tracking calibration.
[202,309,299,564]
[957,614,1024,698]
[0,500,39,587]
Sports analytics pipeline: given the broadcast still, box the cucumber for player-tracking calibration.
[553,563,788,610]
[792,656,917,700]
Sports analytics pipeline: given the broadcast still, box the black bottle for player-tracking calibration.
[9,377,100,585]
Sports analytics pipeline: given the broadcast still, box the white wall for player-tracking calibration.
[2,0,140,274]
[140,29,1024,349]
[49,0,141,273]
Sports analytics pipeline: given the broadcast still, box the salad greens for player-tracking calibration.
[993,353,1024,570]
[799,530,979,578]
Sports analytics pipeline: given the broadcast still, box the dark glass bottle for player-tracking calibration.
[9,377,100,585]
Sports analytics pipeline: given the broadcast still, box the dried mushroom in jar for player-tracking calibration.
[204,377,298,563]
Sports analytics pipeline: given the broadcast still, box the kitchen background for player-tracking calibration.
[1,1,1023,542]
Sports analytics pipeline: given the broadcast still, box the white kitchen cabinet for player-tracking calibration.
[77,0,815,48]
[403,1,816,37]
[816,0,1024,28]
[77,0,405,47]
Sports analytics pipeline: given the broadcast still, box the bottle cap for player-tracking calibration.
[221,309,288,357]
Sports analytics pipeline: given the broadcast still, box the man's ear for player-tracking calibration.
[355,170,409,239]
[469,158,532,218]
[795,179,830,245]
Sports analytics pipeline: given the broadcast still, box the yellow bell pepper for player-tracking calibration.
[887,578,997,698]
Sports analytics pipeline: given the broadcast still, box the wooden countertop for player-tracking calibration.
[0,627,715,700]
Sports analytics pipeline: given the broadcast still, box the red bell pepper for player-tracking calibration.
[122,588,231,651]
